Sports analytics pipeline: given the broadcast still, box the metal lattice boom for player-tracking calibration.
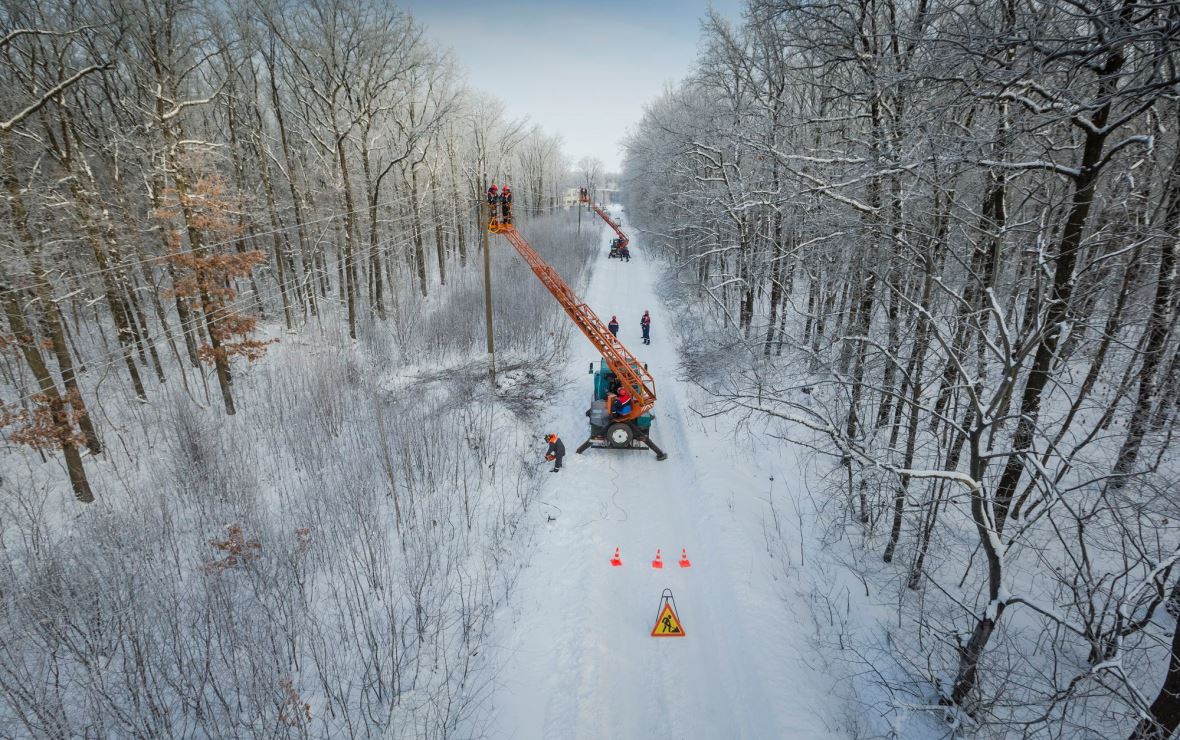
[496,224,655,420]
[591,204,629,249]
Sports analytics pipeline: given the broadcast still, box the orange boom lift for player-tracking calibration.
[581,187,630,254]
[489,211,667,460]
[591,203,628,250]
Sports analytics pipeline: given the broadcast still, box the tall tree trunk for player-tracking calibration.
[71,184,148,401]
[448,147,467,266]
[335,132,359,340]
[150,161,203,369]
[0,271,93,503]
[410,162,428,297]
[1110,123,1180,485]
[763,208,786,356]
[431,170,447,286]
[883,253,936,562]
[54,120,149,401]
[874,267,902,430]
[361,134,386,320]
[991,94,1117,535]
[1,132,101,453]
[266,47,318,316]
[949,435,1002,708]
[172,164,237,416]
[953,28,1131,702]
[159,85,237,414]
[1130,581,1180,739]
[252,106,296,329]
[112,173,175,384]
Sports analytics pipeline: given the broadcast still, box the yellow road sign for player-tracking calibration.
[651,601,685,637]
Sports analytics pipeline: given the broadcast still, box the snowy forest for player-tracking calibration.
[6,0,1180,737]
[0,0,600,736]
[623,0,1180,737]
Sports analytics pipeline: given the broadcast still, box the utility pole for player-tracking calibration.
[481,178,496,383]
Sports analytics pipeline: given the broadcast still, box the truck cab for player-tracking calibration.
[582,358,666,460]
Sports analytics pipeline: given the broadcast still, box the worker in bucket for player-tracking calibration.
[640,310,651,345]
[611,386,633,419]
[608,315,619,338]
[502,185,513,224]
[487,184,500,225]
[544,433,565,472]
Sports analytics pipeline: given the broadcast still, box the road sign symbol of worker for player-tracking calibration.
[651,588,685,638]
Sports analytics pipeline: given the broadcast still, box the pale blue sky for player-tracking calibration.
[399,0,745,172]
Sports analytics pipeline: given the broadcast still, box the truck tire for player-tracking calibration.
[606,422,633,448]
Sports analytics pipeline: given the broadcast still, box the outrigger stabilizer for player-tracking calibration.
[576,431,668,460]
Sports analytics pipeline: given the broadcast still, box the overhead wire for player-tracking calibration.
[1,225,432,410]
[0,204,367,301]
[1,197,566,411]
[0,199,483,302]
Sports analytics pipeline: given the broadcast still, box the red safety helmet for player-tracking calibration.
[545,433,558,443]
[503,185,512,192]
[618,387,632,401]
[489,185,499,192]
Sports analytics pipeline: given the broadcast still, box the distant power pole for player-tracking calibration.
[480,178,496,383]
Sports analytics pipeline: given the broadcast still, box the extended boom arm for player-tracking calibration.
[591,204,629,250]
[496,224,655,421]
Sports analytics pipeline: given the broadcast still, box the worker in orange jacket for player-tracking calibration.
[611,387,633,419]
[544,433,565,472]
[487,184,500,225]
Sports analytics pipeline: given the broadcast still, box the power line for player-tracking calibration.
[0,200,482,302]
[2,200,564,412]
[1,227,428,411]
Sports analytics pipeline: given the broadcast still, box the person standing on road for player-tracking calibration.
[608,315,619,338]
[640,310,651,345]
[544,433,565,472]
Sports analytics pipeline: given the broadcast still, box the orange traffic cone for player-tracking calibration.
[652,548,664,569]
[610,547,622,567]
[678,548,692,568]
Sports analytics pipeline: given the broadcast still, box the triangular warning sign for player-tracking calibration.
[651,602,685,637]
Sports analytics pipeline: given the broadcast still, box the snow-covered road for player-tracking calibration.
[485,213,840,739]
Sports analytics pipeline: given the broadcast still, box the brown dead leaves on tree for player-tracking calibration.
[278,677,312,727]
[294,527,313,557]
[0,390,89,450]
[202,523,261,573]
[154,175,275,367]
[0,332,89,451]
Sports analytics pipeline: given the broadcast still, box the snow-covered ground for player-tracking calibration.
[481,213,846,739]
